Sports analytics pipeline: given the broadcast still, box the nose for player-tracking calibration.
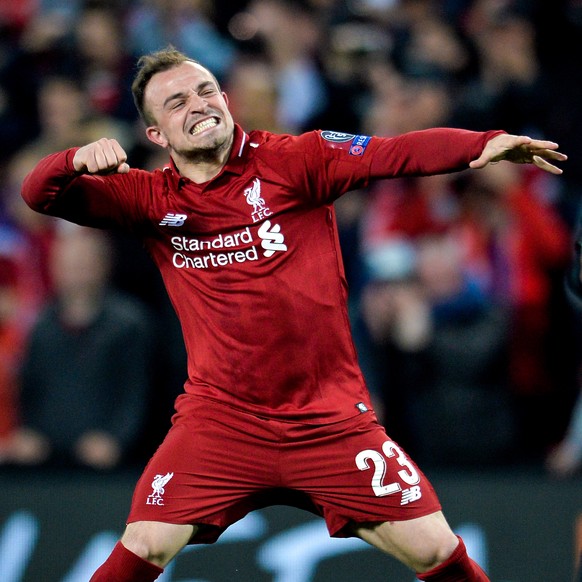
[188,91,208,112]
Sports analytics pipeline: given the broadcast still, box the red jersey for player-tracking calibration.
[22,125,502,422]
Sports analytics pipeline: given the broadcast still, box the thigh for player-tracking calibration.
[127,396,282,541]
[121,521,195,567]
[353,511,459,573]
[282,412,442,537]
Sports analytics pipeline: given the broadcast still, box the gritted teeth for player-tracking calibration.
[190,118,218,135]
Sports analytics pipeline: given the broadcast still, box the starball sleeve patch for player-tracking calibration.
[320,130,371,156]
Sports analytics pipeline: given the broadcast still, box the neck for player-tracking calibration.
[172,134,234,184]
[176,157,227,183]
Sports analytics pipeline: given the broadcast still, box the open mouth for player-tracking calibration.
[190,117,219,135]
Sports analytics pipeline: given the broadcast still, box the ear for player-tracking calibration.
[222,91,230,107]
[146,126,168,148]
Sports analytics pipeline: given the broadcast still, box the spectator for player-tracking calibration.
[356,234,515,467]
[451,7,549,135]
[126,0,237,83]
[244,0,329,131]
[4,226,154,470]
[15,73,132,159]
[546,384,582,478]
[71,3,139,124]
[390,3,473,84]
[0,72,132,333]
[0,256,23,456]
[1,150,57,333]
[547,215,582,478]
[224,54,289,133]
[452,163,573,458]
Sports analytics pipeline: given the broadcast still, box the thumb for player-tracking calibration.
[117,162,130,174]
[469,155,488,169]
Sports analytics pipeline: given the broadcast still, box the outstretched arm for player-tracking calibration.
[469,134,567,174]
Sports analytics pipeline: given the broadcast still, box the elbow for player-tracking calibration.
[20,174,52,215]
[21,174,39,209]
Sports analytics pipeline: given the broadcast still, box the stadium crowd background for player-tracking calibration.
[0,0,581,475]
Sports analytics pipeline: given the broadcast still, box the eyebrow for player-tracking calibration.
[162,81,217,109]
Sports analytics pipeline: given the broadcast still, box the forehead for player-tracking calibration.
[145,61,218,107]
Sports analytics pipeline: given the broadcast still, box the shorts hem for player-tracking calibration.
[328,502,443,538]
[126,515,228,545]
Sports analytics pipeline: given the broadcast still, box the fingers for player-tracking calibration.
[73,138,130,175]
[533,154,564,175]
[470,134,567,174]
[526,138,560,151]
[530,147,568,162]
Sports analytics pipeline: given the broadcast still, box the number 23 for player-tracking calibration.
[355,441,420,497]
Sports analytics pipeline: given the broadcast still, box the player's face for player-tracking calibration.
[144,61,235,161]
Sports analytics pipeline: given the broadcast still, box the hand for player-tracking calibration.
[7,427,51,465]
[469,134,567,175]
[74,430,122,470]
[73,138,130,175]
[545,440,582,479]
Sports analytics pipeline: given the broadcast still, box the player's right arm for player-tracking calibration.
[22,140,143,230]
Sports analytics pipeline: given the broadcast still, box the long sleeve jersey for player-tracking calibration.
[22,125,503,423]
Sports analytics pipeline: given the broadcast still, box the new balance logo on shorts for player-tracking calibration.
[401,486,422,505]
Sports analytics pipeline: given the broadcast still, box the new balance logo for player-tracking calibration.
[401,486,422,505]
[159,213,187,227]
[258,220,287,257]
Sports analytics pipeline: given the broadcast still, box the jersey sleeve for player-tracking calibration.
[368,128,505,177]
[21,148,150,231]
[285,127,505,206]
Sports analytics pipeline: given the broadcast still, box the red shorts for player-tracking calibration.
[127,395,441,543]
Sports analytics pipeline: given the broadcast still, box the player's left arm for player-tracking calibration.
[469,133,567,174]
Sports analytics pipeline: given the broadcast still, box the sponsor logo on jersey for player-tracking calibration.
[244,178,272,223]
[170,222,287,270]
[258,220,287,257]
[159,213,187,227]
[165,179,289,270]
[146,472,174,506]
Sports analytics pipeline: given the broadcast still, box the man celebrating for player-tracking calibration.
[22,47,566,581]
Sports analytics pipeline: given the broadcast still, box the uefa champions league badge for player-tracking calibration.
[321,130,355,152]
[348,135,371,156]
[321,130,355,143]
[320,131,371,155]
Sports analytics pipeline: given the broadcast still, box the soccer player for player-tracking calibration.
[21,47,566,582]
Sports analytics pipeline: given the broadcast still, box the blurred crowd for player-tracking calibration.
[1,0,582,476]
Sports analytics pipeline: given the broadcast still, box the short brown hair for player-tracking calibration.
[131,46,219,125]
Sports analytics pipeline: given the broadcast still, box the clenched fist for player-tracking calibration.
[73,138,130,175]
